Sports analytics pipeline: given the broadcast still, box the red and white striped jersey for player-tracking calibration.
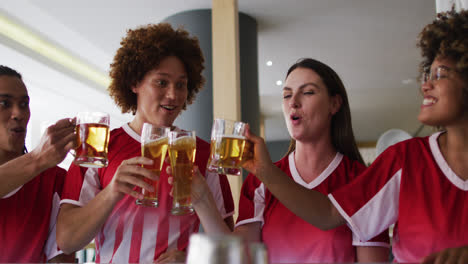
[237,152,389,263]
[330,132,468,263]
[0,166,65,262]
[61,124,234,263]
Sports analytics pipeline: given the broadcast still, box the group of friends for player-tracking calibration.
[0,8,467,264]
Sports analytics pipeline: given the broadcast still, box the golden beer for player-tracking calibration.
[207,119,247,176]
[208,136,246,169]
[74,123,110,168]
[169,134,196,215]
[138,137,168,206]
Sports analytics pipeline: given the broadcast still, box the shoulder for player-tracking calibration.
[273,154,290,171]
[108,126,139,150]
[196,137,210,149]
[110,126,128,140]
[383,135,430,157]
[340,155,366,174]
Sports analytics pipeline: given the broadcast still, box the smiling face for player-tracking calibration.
[132,56,188,128]
[282,67,341,142]
[0,76,30,155]
[418,57,467,128]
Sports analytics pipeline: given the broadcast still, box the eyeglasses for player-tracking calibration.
[421,66,457,84]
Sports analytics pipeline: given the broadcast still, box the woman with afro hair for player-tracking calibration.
[56,23,234,263]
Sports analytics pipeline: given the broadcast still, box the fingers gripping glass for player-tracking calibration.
[73,112,110,168]
[207,119,247,176]
[136,123,170,207]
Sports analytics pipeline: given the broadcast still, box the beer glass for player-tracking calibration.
[135,123,170,207]
[207,119,247,176]
[186,233,247,264]
[73,112,110,168]
[168,130,196,215]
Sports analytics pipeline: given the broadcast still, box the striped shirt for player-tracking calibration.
[61,124,234,262]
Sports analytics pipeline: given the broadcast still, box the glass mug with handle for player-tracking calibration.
[207,119,248,176]
[135,123,170,207]
[168,130,196,215]
[73,112,110,168]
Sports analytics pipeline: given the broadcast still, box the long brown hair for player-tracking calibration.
[284,58,364,164]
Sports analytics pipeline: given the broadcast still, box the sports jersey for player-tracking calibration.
[330,132,468,263]
[0,166,65,262]
[61,124,234,263]
[237,152,389,263]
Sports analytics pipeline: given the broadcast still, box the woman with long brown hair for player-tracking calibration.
[187,58,389,263]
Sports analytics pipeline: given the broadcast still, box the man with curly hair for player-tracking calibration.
[56,23,234,263]
[227,9,468,264]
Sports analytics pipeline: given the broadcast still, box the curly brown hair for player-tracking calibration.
[417,9,468,84]
[108,23,205,114]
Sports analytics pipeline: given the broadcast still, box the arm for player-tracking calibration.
[356,246,389,263]
[191,167,233,234]
[0,118,76,197]
[57,156,158,253]
[421,246,468,264]
[47,253,76,263]
[241,128,345,230]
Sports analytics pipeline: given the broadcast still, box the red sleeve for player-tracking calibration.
[61,163,100,206]
[218,174,235,215]
[329,144,404,242]
[236,173,264,226]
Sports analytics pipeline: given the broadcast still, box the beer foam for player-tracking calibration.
[171,135,196,147]
[146,136,168,145]
[221,135,246,140]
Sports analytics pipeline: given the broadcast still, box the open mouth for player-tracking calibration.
[161,105,177,111]
[422,97,437,106]
[11,127,26,134]
[290,114,301,121]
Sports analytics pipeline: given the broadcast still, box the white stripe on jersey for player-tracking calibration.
[98,210,120,262]
[236,183,266,227]
[329,169,402,242]
[45,192,62,260]
[430,133,468,190]
[205,171,230,218]
[139,212,159,261]
[79,168,101,204]
[110,206,137,262]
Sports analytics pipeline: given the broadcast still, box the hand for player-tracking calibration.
[155,249,186,263]
[241,126,275,181]
[166,165,211,205]
[421,246,468,264]
[31,118,77,169]
[107,156,158,201]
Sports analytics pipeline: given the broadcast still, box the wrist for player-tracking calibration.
[27,150,49,174]
[101,186,123,206]
[193,191,217,213]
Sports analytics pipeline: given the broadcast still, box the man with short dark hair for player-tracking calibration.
[0,65,76,262]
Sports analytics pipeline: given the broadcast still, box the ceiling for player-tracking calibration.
[0,0,437,143]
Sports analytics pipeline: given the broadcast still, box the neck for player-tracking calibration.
[443,121,468,151]
[294,139,337,183]
[129,112,174,136]
[438,123,468,181]
[129,117,144,136]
